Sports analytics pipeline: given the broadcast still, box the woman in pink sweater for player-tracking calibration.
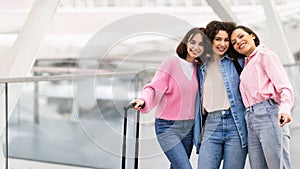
[131,27,210,169]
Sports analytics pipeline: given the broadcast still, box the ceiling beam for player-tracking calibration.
[207,0,239,22]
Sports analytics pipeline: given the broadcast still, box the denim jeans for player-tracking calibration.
[198,109,247,169]
[245,99,291,169]
[155,118,194,169]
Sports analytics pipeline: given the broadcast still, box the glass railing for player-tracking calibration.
[1,71,159,169]
[281,63,300,128]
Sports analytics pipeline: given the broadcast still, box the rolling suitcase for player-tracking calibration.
[121,103,140,169]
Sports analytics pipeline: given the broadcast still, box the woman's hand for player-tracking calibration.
[278,112,291,127]
[131,99,145,110]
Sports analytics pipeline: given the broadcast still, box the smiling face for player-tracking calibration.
[231,28,257,57]
[186,33,204,62]
[212,30,230,57]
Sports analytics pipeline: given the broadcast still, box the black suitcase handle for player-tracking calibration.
[121,103,140,169]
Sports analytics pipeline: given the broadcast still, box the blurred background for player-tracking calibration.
[0,0,299,168]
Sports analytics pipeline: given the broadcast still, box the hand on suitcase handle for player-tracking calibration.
[125,99,145,110]
[132,100,145,110]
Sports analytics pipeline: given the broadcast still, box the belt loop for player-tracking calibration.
[246,106,253,112]
[222,110,226,115]
[268,99,274,106]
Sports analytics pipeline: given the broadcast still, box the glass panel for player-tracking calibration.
[7,76,139,168]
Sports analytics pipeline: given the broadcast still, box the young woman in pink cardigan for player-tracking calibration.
[131,27,210,169]
[230,25,294,169]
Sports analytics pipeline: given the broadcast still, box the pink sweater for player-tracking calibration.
[240,44,294,114]
[139,56,198,120]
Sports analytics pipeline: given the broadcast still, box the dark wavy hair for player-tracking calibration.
[228,25,260,59]
[176,27,211,64]
[205,20,237,57]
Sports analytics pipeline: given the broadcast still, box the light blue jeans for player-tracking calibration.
[155,118,194,169]
[245,99,291,169]
[198,109,247,169]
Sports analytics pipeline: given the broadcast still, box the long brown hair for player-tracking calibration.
[176,27,211,64]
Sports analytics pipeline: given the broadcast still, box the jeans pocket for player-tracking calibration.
[155,119,175,134]
[253,106,268,115]
[266,104,279,116]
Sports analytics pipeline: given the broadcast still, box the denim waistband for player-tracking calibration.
[208,108,231,117]
[245,99,276,112]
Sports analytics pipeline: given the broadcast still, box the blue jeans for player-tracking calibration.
[155,118,194,169]
[198,109,247,169]
[245,99,291,169]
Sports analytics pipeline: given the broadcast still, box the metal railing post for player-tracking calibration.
[5,82,8,169]
[34,81,39,124]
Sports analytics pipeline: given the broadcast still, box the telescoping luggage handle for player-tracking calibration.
[121,103,140,169]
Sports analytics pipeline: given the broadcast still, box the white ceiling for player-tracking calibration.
[1,0,300,62]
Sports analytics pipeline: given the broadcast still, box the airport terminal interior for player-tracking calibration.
[0,0,300,168]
